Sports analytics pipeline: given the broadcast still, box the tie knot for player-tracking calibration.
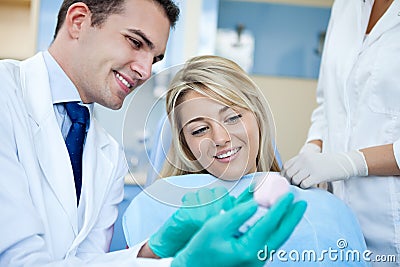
[65,102,90,125]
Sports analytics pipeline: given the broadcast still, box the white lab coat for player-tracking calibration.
[307,0,400,263]
[0,53,172,267]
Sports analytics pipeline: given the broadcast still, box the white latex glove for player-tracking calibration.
[282,144,368,188]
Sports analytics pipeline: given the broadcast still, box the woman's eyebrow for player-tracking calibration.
[183,105,233,127]
[185,117,205,126]
[219,106,232,114]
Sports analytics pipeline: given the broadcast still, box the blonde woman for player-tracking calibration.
[161,55,280,180]
[123,56,368,266]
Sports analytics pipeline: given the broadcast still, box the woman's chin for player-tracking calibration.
[214,171,246,181]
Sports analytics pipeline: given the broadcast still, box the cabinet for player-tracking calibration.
[0,0,40,59]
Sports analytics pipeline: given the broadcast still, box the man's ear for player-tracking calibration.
[65,3,91,39]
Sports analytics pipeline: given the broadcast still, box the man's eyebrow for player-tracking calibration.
[127,29,155,49]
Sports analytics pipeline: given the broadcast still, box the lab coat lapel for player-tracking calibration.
[71,119,113,247]
[20,53,78,234]
[325,2,364,86]
[362,0,400,49]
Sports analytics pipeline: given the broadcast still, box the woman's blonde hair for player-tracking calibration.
[160,55,280,178]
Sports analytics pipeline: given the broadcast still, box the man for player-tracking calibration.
[0,1,305,266]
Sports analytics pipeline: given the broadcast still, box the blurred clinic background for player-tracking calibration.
[0,0,333,250]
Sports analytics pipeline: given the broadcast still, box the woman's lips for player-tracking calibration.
[214,147,241,162]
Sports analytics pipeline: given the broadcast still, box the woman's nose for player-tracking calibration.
[212,124,231,146]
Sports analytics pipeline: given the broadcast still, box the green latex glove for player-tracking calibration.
[148,187,235,258]
[234,184,255,205]
[171,192,307,267]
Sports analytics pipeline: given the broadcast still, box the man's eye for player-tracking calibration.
[128,37,141,49]
[225,114,242,124]
[153,55,164,64]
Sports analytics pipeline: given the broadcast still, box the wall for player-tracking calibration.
[36,0,62,51]
[252,75,318,161]
[216,0,330,161]
[217,0,331,78]
[0,0,39,59]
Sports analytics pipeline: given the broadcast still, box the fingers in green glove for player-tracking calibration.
[215,200,259,234]
[248,193,294,232]
[180,191,198,206]
[243,192,307,255]
[171,192,307,267]
[182,187,234,212]
[149,186,236,258]
[234,184,255,205]
[239,193,294,247]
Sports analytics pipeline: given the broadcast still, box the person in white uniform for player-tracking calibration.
[282,0,400,265]
[0,0,307,266]
[0,0,178,266]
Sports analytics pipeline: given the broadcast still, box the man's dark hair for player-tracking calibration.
[53,0,180,39]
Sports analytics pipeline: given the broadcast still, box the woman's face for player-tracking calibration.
[177,90,260,180]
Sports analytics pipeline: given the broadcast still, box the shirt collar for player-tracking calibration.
[43,51,94,113]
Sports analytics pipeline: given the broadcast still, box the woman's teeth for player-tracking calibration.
[216,148,240,159]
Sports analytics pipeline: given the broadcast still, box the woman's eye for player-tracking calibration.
[128,37,141,49]
[192,126,209,136]
[225,114,242,124]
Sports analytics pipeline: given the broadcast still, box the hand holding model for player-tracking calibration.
[171,191,306,267]
[148,187,235,258]
[238,172,291,234]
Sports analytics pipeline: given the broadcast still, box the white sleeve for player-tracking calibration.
[306,82,326,143]
[76,243,173,267]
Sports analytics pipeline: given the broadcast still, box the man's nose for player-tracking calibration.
[129,52,153,81]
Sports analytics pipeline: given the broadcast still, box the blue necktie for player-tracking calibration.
[65,102,89,206]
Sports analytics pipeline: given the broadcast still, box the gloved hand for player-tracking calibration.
[282,143,368,188]
[148,187,235,258]
[171,193,307,267]
[234,184,255,205]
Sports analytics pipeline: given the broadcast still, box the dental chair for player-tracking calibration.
[145,113,172,187]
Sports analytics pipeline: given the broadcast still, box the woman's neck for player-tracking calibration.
[366,0,394,34]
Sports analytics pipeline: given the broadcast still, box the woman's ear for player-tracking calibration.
[65,3,91,39]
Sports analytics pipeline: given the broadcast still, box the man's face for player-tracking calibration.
[72,0,170,109]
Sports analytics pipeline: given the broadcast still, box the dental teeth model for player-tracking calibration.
[254,172,290,208]
[238,173,290,235]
